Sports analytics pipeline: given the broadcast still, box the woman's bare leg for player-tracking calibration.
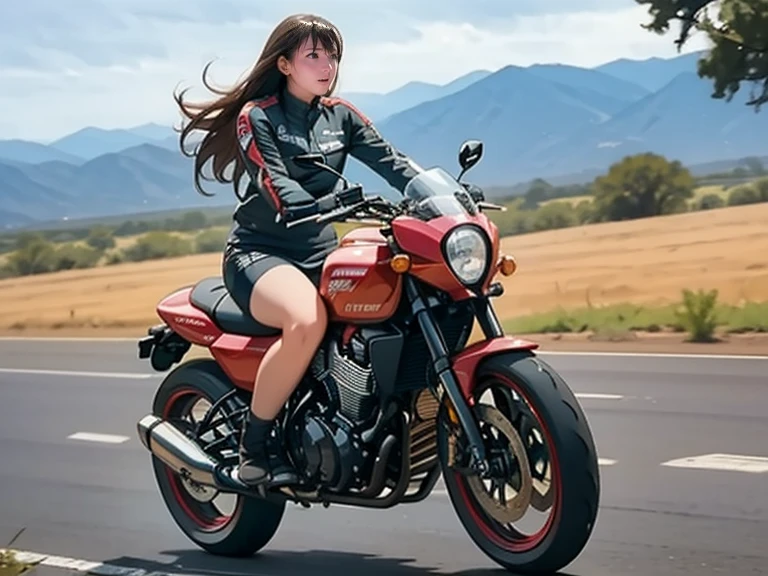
[247,264,327,418]
[238,264,327,486]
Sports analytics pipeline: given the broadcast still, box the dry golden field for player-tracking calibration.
[0,203,766,344]
[492,202,768,318]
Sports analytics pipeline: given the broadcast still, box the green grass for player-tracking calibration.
[0,530,35,576]
[503,300,768,336]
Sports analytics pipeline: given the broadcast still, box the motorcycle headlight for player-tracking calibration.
[444,226,489,286]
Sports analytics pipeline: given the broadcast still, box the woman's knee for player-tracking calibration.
[247,264,327,342]
[284,293,327,348]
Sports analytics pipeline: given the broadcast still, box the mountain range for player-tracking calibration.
[2,49,767,228]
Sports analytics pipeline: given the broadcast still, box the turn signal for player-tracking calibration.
[390,254,411,274]
[497,255,517,276]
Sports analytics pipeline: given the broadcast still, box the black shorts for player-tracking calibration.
[222,248,323,315]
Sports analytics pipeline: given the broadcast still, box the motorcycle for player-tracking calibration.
[135,139,600,574]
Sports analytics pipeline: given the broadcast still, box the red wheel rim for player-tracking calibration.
[451,372,563,553]
[162,388,237,531]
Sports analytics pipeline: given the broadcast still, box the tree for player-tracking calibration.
[637,0,768,109]
[86,226,116,251]
[521,179,555,210]
[592,153,695,221]
[7,237,56,275]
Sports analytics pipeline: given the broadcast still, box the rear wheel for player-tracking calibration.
[150,359,285,557]
[437,351,600,574]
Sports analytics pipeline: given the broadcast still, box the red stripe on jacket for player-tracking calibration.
[321,97,373,126]
[237,100,283,213]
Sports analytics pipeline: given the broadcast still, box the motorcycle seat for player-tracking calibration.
[189,277,281,337]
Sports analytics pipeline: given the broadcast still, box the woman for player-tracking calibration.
[175,14,423,488]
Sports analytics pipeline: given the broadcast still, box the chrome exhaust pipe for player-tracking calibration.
[137,414,217,487]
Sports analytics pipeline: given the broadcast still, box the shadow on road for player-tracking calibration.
[102,548,578,576]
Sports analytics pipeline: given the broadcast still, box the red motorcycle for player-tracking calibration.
[135,140,600,574]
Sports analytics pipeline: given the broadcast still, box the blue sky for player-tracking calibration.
[1,1,709,141]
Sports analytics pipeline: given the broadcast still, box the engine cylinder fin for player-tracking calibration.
[328,342,376,423]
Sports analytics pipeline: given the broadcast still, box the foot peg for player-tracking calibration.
[213,465,268,498]
[213,464,298,498]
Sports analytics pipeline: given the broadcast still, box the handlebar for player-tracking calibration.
[285,193,398,229]
[284,184,503,229]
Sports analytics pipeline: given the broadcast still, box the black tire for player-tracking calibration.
[149,359,285,557]
[437,351,600,574]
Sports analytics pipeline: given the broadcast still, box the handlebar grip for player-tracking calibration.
[337,184,364,207]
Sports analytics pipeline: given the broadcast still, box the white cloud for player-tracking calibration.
[341,5,712,92]
[0,3,711,141]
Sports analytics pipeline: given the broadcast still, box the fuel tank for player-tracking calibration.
[319,227,402,323]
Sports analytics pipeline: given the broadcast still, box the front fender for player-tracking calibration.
[452,336,539,401]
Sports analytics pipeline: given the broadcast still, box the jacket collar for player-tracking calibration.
[280,86,322,123]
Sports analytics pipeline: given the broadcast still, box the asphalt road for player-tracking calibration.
[1,339,767,576]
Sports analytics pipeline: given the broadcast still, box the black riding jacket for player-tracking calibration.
[227,86,422,270]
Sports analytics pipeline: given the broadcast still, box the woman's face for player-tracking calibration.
[282,36,339,100]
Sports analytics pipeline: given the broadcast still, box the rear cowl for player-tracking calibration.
[137,414,217,487]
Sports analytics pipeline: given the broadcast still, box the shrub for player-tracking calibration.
[86,226,116,251]
[697,193,725,210]
[52,243,102,271]
[122,231,194,262]
[727,184,760,206]
[195,227,229,254]
[533,201,578,231]
[5,237,56,276]
[754,178,768,202]
[675,288,719,342]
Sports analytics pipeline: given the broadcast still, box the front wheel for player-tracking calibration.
[150,359,285,557]
[437,351,600,574]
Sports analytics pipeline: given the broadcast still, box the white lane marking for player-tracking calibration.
[662,453,768,473]
[0,367,156,379]
[0,549,194,576]
[67,432,130,444]
[575,393,623,400]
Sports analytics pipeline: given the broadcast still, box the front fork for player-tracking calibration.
[403,277,505,477]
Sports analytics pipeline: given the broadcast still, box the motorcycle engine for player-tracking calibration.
[294,330,379,492]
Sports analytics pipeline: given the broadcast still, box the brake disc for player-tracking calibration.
[518,413,554,512]
[465,403,533,524]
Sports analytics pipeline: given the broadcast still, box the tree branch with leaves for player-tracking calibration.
[636,0,768,109]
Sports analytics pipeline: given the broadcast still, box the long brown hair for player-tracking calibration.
[174,14,344,197]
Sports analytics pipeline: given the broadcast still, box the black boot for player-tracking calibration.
[265,433,300,488]
[238,411,298,488]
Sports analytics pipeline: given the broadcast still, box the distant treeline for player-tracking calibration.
[1,152,767,279]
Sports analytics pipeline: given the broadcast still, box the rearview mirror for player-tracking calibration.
[458,140,483,172]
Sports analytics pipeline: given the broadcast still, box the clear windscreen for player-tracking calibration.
[403,167,469,218]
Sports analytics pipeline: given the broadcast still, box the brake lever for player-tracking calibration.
[317,201,364,224]
[284,213,321,229]
[477,201,506,211]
